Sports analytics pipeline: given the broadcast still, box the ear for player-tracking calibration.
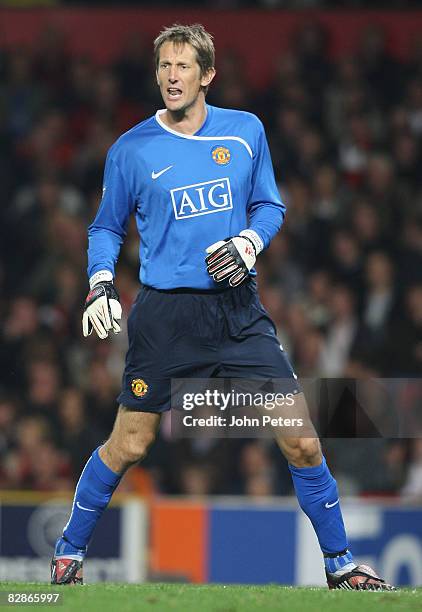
[156,70,160,87]
[201,67,216,89]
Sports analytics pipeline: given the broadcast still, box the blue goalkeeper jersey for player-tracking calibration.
[88,104,285,289]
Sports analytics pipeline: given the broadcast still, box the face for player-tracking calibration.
[156,41,215,113]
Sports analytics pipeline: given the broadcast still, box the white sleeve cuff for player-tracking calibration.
[89,270,113,289]
[239,229,264,255]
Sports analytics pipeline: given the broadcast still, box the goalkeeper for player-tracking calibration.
[52,24,393,591]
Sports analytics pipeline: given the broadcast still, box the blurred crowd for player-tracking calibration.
[60,1,422,8]
[0,21,421,500]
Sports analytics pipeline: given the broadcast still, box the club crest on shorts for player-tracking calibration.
[131,378,148,398]
[212,145,231,165]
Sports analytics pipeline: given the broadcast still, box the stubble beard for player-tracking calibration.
[164,87,204,121]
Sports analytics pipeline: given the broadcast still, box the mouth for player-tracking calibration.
[167,87,183,101]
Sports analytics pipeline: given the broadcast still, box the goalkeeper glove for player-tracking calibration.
[205,230,263,288]
[82,270,122,339]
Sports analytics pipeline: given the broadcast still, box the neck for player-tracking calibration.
[161,98,207,135]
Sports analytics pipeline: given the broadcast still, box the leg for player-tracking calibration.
[99,406,161,472]
[274,394,394,589]
[272,393,351,560]
[63,406,161,547]
[219,288,394,588]
[52,407,160,584]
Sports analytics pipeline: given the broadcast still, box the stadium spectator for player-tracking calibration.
[239,442,278,496]
[2,415,66,489]
[351,200,387,254]
[401,439,422,501]
[319,285,361,376]
[357,23,402,109]
[362,251,397,336]
[58,387,106,477]
[0,47,48,141]
[384,284,422,376]
[0,395,20,486]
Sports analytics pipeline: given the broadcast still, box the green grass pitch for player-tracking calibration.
[1,583,421,611]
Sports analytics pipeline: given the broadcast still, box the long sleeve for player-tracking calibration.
[247,121,285,249]
[87,151,136,278]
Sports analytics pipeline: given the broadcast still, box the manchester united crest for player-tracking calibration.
[212,145,231,165]
[131,378,148,398]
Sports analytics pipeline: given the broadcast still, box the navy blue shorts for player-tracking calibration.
[117,280,300,412]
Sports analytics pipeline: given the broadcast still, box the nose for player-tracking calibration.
[168,65,178,82]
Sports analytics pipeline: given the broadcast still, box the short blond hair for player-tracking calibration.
[154,23,215,78]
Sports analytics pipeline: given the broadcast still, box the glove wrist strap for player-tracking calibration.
[89,270,113,289]
[239,229,263,255]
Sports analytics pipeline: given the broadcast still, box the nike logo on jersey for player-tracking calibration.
[152,165,173,179]
[325,499,339,509]
[76,501,96,512]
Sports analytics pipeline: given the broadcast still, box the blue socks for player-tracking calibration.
[289,456,354,572]
[323,549,355,574]
[57,446,121,557]
[59,447,354,573]
[54,536,86,560]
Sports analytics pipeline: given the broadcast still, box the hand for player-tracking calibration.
[82,280,122,339]
[205,235,257,287]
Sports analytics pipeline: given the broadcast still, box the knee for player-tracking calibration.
[121,430,156,464]
[285,437,322,468]
[103,430,157,471]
